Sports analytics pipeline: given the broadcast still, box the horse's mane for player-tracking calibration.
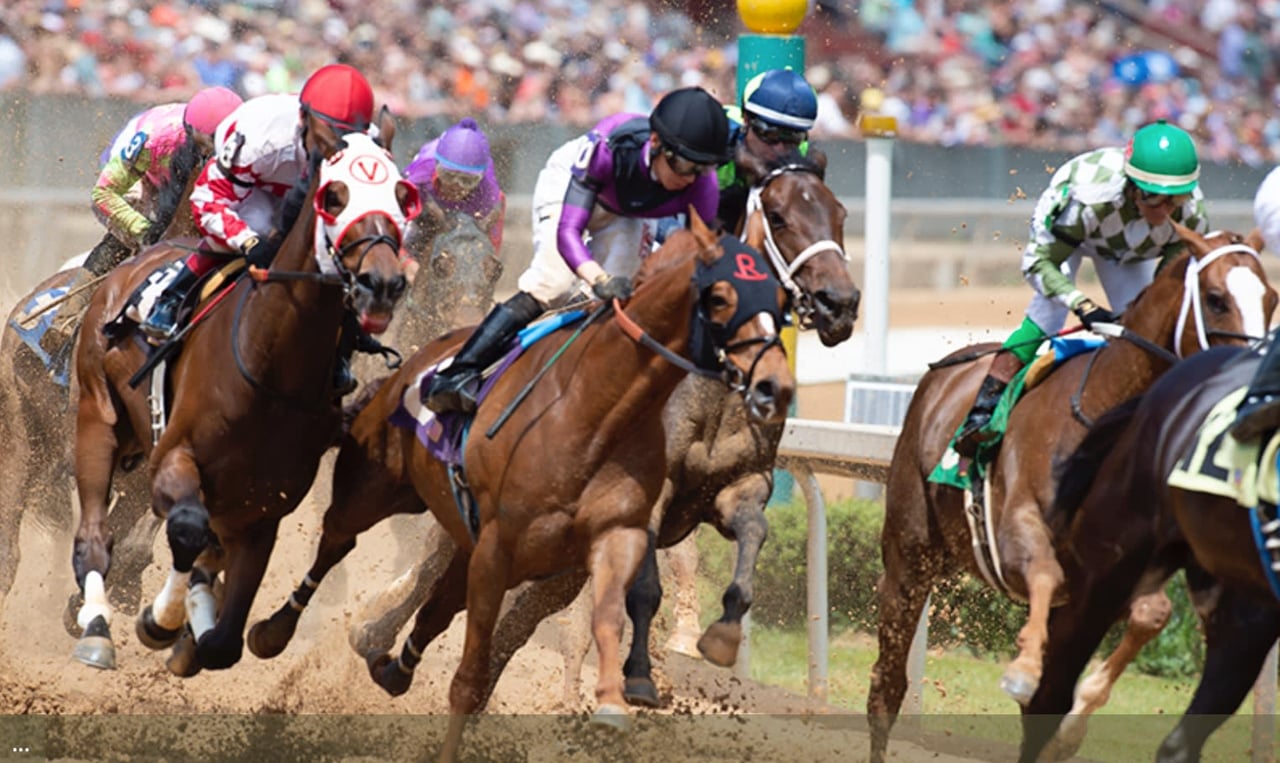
[632,228,710,291]
[276,150,324,237]
[144,137,206,245]
[737,144,826,184]
[1050,394,1144,528]
[1118,249,1194,328]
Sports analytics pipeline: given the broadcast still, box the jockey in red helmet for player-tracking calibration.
[143,65,381,394]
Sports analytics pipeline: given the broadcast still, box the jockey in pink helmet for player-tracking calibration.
[404,117,506,250]
[144,64,380,395]
[44,87,244,348]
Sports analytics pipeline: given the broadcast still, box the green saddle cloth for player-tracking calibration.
[928,362,1035,491]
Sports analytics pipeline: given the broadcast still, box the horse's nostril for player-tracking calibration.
[754,379,776,403]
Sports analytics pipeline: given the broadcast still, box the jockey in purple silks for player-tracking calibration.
[423,86,732,415]
[404,118,506,250]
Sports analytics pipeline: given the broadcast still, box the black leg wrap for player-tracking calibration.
[398,638,422,671]
[167,501,210,573]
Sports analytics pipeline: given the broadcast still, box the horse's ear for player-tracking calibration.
[744,208,765,251]
[688,204,715,247]
[736,143,765,184]
[1247,226,1267,255]
[807,146,828,176]
[374,106,396,152]
[1170,219,1208,254]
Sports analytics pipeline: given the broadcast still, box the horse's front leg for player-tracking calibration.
[699,474,770,668]
[620,530,662,707]
[1042,590,1172,761]
[194,518,280,671]
[1000,508,1064,706]
[136,447,207,654]
[587,524,649,728]
[70,403,122,669]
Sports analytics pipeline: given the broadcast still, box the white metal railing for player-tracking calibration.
[775,415,1276,763]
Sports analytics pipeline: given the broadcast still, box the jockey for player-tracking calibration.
[953,120,1207,458]
[1231,166,1280,439]
[403,117,506,250]
[46,88,243,344]
[423,86,731,414]
[718,68,817,232]
[140,64,376,393]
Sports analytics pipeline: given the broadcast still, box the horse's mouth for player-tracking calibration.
[360,311,393,335]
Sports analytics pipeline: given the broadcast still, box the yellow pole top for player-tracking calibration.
[859,113,898,138]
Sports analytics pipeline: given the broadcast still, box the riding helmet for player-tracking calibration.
[299,63,375,133]
[183,87,243,137]
[435,118,492,174]
[1124,120,1199,195]
[650,87,732,164]
[742,69,818,131]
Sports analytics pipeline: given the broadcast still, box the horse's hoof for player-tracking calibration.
[664,629,703,659]
[589,704,633,732]
[247,611,297,660]
[623,677,661,708]
[72,615,116,670]
[697,621,742,668]
[136,605,182,650]
[166,628,203,678]
[1042,714,1088,761]
[194,631,243,671]
[367,652,413,697]
[1000,668,1039,707]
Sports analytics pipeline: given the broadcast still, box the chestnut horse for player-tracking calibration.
[248,212,794,760]
[870,226,1276,763]
[0,139,208,639]
[1020,344,1278,763]
[69,123,417,673]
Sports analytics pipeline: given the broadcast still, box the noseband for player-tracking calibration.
[745,163,848,328]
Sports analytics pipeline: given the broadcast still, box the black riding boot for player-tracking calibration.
[140,263,199,339]
[424,291,543,414]
[332,312,362,398]
[954,350,1025,458]
[84,233,134,276]
[1232,341,1280,440]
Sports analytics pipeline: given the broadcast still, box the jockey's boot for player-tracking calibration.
[83,232,134,276]
[424,291,543,415]
[332,313,362,399]
[954,350,1026,458]
[140,263,199,340]
[1232,341,1280,441]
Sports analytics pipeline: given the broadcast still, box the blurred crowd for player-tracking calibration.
[1,0,1278,165]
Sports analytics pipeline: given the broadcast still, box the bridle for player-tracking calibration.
[744,163,848,328]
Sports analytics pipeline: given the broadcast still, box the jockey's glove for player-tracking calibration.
[1072,297,1119,329]
[241,235,275,269]
[592,273,633,302]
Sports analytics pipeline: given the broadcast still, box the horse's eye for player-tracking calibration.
[1206,292,1229,315]
[767,212,787,229]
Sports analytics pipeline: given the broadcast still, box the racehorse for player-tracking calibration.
[69,120,417,673]
[247,211,794,760]
[869,226,1275,763]
[1021,344,1278,762]
[0,136,209,641]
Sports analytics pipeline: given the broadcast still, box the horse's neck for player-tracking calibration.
[1088,289,1182,403]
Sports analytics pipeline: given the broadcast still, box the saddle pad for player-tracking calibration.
[9,285,72,387]
[1167,386,1280,507]
[390,309,589,464]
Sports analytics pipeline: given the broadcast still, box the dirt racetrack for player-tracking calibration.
[0,283,1021,762]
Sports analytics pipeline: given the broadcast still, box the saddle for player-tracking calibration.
[389,309,589,538]
[107,257,245,344]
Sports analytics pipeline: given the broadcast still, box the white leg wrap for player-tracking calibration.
[187,581,217,639]
[151,569,192,631]
[76,571,112,630]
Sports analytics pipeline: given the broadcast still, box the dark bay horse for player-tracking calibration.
[1022,344,1277,763]
[0,137,209,641]
[247,212,794,760]
[69,122,417,673]
[870,226,1275,763]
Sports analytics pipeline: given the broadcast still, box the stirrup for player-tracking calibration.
[425,371,479,415]
[1232,397,1280,441]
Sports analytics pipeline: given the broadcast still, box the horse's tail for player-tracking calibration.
[1052,395,1144,523]
[146,139,206,245]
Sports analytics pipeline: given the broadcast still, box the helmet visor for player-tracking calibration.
[661,145,715,178]
[1135,187,1191,208]
[748,117,807,147]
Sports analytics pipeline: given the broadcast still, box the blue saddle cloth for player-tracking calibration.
[9,285,73,388]
[389,309,587,466]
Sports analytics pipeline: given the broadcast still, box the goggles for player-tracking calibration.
[748,117,807,146]
[1135,187,1191,208]
[661,145,715,178]
[436,167,483,193]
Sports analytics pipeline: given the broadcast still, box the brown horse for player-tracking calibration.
[1018,343,1280,762]
[0,139,209,640]
[247,212,794,759]
[870,226,1276,763]
[69,121,417,673]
